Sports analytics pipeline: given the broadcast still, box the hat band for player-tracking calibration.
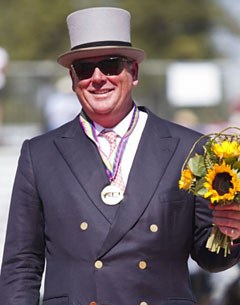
[71,40,132,51]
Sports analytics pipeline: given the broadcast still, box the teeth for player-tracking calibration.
[93,90,110,94]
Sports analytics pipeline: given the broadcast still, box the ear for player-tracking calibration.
[69,68,77,92]
[131,62,139,86]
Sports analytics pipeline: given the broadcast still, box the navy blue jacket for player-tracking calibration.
[1,107,240,305]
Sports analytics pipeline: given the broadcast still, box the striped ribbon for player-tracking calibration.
[79,105,139,182]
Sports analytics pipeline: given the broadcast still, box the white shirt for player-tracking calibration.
[94,107,148,185]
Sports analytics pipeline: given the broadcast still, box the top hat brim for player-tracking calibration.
[57,46,145,68]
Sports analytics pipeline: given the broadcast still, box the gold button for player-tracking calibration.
[80,222,88,230]
[138,260,147,270]
[95,260,103,269]
[150,224,158,233]
[90,302,97,305]
[140,302,148,305]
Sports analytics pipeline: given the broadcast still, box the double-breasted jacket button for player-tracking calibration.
[138,260,147,270]
[95,260,103,269]
[150,224,158,233]
[80,222,88,230]
[140,302,148,305]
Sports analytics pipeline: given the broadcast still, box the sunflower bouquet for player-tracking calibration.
[179,127,240,256]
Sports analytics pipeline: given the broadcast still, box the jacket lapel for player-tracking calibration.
[54,117,117,223]
[97,109,180,257]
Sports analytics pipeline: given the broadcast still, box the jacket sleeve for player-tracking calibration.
[0,140,45,305]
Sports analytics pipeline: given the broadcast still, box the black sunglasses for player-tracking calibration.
[71,56,133,80]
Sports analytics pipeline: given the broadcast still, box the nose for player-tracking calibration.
[91,67,107,82]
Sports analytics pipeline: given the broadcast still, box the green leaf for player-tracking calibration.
[225,157,237,165]
[234,193,240,202]
[195,177,206,191]
[189,155,207,177]
[194,177,208,196]
[196,187,208,197]
[233,161,240,170]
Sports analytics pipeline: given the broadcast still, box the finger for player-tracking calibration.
[213,215,240,229]
[218,226,240,240]
[213,209,240,221]
[213,204,240,211]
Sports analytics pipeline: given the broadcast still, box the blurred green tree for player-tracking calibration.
[121,0,225,59]
[0,0,72,60]
[0,0,232,60]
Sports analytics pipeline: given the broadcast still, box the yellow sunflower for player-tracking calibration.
[212,140,240,159]
[204,161,240,203]
[179,167,193,190]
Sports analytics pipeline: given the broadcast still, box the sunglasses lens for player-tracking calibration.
[73,57,130,80]
[100,58,123,76]
[73,62,95,80]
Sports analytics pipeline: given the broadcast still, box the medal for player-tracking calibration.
[101,185,124,205]
[80,104,139,205]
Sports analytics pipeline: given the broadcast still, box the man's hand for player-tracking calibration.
[210,203,240,240]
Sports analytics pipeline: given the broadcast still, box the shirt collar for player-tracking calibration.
[94,107,135,138]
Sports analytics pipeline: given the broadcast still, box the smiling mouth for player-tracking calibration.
[91,89,113,95]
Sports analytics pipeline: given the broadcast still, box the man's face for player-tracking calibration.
[70,55,139,128]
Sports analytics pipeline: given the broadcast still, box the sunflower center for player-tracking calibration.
[212,173,233,195]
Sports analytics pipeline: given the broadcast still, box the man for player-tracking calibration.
[0,7,240,305]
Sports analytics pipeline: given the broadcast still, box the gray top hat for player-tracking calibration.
[57,7,145,68]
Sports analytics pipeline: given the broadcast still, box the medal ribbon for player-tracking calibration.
[79,105,139,182]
